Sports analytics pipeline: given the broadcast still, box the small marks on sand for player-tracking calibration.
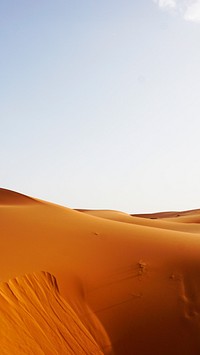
[137,260,147,280]
[92,232,100,237]
[170,273,200,321]
[169,273,182,281]
[178,275,200,321]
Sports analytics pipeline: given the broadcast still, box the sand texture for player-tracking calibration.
[1,188,200,354]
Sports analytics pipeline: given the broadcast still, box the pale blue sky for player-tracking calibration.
[1,0,200,213]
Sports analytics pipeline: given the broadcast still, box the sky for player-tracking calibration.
[1,0,200,213]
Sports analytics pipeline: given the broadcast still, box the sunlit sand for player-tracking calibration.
[1,188,200,354]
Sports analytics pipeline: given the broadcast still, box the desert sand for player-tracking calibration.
[1,188,200,354]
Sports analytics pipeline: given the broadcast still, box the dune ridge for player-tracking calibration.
[1,188,200,354]
[0,188,39,206]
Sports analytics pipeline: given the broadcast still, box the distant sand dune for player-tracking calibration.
[132,209,200,219]
[1,188,200,354]
[77,209,200,233]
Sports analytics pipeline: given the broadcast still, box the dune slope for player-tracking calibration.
[0,271,103,354]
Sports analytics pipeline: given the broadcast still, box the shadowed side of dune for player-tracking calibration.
[0,188,39,206]
[0,271,104,355]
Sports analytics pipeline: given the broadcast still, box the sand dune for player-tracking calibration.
[1,188,200,354]
[78,209,200,233]
[132,208,200,219]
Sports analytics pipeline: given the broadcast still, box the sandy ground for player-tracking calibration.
[1,188,200,354]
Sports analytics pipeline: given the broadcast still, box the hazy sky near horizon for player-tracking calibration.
[1,0,200,213]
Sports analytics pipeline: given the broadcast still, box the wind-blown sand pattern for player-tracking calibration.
[0,272,103,354]
[1,188,200,354]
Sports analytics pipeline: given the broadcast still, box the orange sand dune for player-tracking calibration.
[1,188,200,354]
[132,208,200,219]
[78,209,200,233]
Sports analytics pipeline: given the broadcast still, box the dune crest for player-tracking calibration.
[0,188,39,206]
